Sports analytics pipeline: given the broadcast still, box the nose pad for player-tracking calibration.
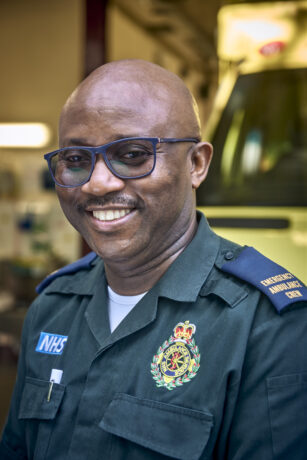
[81,155,125,194]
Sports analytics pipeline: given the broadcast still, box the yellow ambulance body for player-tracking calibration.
[197,1,307,282]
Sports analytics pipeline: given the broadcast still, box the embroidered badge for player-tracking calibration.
[35,332,68,355]
[151,321,200,391]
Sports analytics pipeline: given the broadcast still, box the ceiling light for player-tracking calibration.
[0,123,52,148]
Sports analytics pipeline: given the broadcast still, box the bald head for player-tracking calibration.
[59,59,201,143]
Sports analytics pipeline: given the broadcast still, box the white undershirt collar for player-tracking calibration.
[107,285,147,333]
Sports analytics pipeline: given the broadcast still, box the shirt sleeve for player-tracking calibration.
[0,301,37,460]
[225,299,307,460]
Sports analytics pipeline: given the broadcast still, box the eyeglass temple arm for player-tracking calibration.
[158,138,200,144]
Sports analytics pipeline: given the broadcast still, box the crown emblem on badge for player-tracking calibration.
[174,321,196,340]
[151,321,200,391]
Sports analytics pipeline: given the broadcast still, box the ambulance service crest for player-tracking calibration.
[151,321,200,391]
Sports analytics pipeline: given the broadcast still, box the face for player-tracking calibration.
[57,77,207,269]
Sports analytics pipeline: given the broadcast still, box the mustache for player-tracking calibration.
[77,194,140,212]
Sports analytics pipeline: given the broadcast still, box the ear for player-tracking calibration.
[189,142,213,189]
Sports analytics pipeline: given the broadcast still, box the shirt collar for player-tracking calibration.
[153,212,220,302]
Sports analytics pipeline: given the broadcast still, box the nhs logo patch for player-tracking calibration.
[35,332,68,355]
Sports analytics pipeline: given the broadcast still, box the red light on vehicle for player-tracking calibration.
[259,41,286,56]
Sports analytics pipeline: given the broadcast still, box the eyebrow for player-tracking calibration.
[65,134,151,147]
[66,138,92,146]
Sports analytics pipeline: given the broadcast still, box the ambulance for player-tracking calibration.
[197,1,307,282]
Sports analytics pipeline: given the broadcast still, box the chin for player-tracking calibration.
[90,238,138,262]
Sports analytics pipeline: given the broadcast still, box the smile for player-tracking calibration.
[92,209,132,222]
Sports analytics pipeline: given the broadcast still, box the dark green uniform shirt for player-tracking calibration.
[1,215,307,459]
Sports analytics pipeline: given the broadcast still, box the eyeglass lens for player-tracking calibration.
[50,139,155,186]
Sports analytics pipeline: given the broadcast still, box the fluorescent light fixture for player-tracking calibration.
[0,123,51,148]
[235,20,287,43]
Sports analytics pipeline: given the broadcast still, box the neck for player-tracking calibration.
[104,216,198,295]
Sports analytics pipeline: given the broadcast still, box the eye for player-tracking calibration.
[122,150,150,160]
[113,144,153,165]
[69,154,82,161]
[59,150,91,164]
[66,155,83,163]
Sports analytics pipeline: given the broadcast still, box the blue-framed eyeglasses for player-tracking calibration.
[44,137,199,188]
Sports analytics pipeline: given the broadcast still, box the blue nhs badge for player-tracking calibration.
[36,332,68,355]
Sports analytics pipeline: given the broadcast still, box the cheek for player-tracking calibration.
[143,158,192,212]
[159,154,191,192]
[56,188,82,228]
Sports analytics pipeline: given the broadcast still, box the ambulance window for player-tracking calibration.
[197,68,307,206]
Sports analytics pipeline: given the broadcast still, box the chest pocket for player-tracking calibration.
[18,376,65,460]
[100,393,213,460]
[19,376,65,420]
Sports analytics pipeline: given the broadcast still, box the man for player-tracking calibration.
[1,59,307,459]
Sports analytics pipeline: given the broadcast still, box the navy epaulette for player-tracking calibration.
[221,246,307,313]
[36,251,97,294]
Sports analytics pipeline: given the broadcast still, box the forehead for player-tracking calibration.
[87,79,169,113]
[59,78,177,144]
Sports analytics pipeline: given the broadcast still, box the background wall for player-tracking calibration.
[0,0,85,268]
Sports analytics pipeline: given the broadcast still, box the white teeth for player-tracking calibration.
[93,209,131,221]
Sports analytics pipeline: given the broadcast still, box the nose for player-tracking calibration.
[80,155,125,195]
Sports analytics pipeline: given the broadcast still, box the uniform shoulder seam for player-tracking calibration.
[36,252,97,294]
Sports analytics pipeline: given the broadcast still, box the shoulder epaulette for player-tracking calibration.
[36,251,97,294]
[220,246,307,313]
